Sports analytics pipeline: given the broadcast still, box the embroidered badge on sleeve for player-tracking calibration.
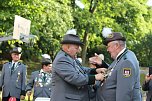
[123,68,131,77]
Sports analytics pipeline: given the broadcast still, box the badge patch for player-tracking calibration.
[123,68,131,77]
[108,33,114,38]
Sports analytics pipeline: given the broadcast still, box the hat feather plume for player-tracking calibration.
[66,29,77,35]
[17,47,22,52]
[42,54,50,59]
[102,27,112,38]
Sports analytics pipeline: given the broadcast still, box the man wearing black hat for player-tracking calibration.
[51,29,106,101]
[26,54,52,100]
[90,28,142,101]
[0,47,26,101]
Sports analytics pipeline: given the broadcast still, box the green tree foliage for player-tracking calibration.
[72,0,152,64]
[0,0,73,61]
[0,0,152,66]
[133,32,152,67]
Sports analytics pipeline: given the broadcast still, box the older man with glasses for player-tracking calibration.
[90,28,142,101]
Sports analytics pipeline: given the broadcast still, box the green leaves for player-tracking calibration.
[72,0,152,64]
[0,0,152,66]
[0,0,74,60]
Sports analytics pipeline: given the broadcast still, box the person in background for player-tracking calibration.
[142,72,152,101]
[0,47,26,101]
[26,54,52,100]
[90,28,142,101]
[51,29,106,101]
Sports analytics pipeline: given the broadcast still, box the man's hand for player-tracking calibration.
[89,64,96,68]
[89,53,103,65]
[20,95,25,100]
[96,68,107,74]
[26,91,32,96]
[145,74,152,83]
[95,73,105,81]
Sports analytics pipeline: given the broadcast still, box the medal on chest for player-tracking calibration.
[34,73,51,87]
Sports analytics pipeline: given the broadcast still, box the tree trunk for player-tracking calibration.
[82,29,89,65]
[81,0,98,65]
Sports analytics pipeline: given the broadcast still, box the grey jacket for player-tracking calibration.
[96,49,142,101]
[51,50,96,101]
[0,62,26,99]
[26,70,52,100]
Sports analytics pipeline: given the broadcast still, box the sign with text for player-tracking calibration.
[13,15,31,40]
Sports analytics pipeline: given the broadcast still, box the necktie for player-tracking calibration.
[43,73,46,82]
[11,63,15,74]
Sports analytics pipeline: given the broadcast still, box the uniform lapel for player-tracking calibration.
[106,49,128,77]
[12,62,19,74]
[105,60,117,77]
[74,59,85,74]
[8,62,12,75]
[109,60,117,70]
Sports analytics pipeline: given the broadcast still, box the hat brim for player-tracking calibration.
[10,51,22,54]
[103,37,126,46]
[42,58,52,64]
[61,40,84,46]
[42,61,52,64]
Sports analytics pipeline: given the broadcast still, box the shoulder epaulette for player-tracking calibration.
[18,62,26,66]
[4,62,10,64]
[18,62,22,65]
[32,70,40,74]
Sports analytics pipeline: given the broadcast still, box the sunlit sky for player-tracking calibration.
[147,0,152,6]
[75,0,152,8]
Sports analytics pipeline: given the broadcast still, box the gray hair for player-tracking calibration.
[112,40,126,48]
